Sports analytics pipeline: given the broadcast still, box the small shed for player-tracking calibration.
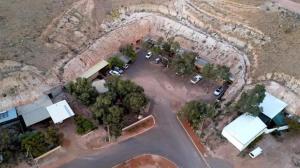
[17,95,53,127]
[258,92,288,127]
[222,113,267,151]
[92,79,109,93]
[46,100,75,124]
[80,60,109,80]
[0,108,18,125]
[194,57,208,69]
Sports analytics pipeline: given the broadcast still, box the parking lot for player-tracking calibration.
[123,49,218,108]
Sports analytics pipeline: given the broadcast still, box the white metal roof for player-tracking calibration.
[259,92,287,119]
[222,113,267,151]
[80,60,108,79]
[46,100,75,124]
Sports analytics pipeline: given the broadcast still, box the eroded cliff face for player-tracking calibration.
[1,0,300,115]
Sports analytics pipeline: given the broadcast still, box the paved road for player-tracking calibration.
[62,50,231,168]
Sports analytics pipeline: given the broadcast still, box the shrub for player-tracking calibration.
[180,101,215,129]
[108,56,124,68]
[74,115,96,135]
[235,84,266,116]
[120,45,137,61]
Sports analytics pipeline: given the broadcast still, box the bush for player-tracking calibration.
[20,132,49,158]
[74,115,96,135]
[108,56,124,68]
[287,118,300,133]
[202,64,230,81]
[120,45,137,61]
[180,100,215,129]
[171,52,196,75]
[235,84,266,116]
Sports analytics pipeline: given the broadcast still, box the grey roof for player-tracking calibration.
[194,57,208,66]
[118,55,131,64]
[16,95,53,127]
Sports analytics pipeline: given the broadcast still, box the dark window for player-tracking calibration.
[0,111,9,119]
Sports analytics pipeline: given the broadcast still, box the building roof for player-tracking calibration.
[16,95,53,127]
[46,100,75,124]
[222,113,267,151]
[80,60,108,79]
[118,55,131,64]
[259,92,287,119]
[92,79,109,93]
[0,108,17,124]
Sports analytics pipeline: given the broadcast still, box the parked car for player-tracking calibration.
[190,74,203,84]
[145,51,152,59]
[214,86,225,96]
[113,67,124,74]
[109,70,121,76]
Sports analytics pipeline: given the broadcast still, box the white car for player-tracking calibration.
[109,70,121,76]
[190,74,203,84]
[213,86,224,96]
[145,51,152,59]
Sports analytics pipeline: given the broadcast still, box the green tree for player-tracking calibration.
[235,84,266,116]
[105,76,144,97]
[216,65,230,81]
[202,64,231,81]
[171,52,196,75]
[120,44,137,61]
[91,93,115,120]
[105,106,124,137]
[124,92,148,114]
[66,78,98,105]
[108,56,124,68]
[180,101,215,129]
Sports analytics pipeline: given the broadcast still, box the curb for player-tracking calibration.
[176,116,212,168]
[34,146,62,161]
[92,115,155,150]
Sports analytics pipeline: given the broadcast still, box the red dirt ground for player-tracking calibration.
[179,118,207,155]
[115,154,177,168]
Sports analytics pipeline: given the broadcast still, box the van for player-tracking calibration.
[249,147,263,158]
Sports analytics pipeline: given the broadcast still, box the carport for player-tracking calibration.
[80,60,109,80]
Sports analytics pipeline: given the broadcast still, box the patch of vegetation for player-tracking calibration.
[179,100,215,129]
[74,115,96,135]
[287,118,300,133]
[235,84,266,116]
[66,78,98,106]
[108,55,124,68]
[171,51,196,75]
[149,37,180,58]
[109,9,121,20]
[120,44,137,61]
[202,63,231,81]
[91,77,148,138]
[1,126,61,165]
[20,127,61,158]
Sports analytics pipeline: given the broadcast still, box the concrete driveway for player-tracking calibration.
[62,50,232,168]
